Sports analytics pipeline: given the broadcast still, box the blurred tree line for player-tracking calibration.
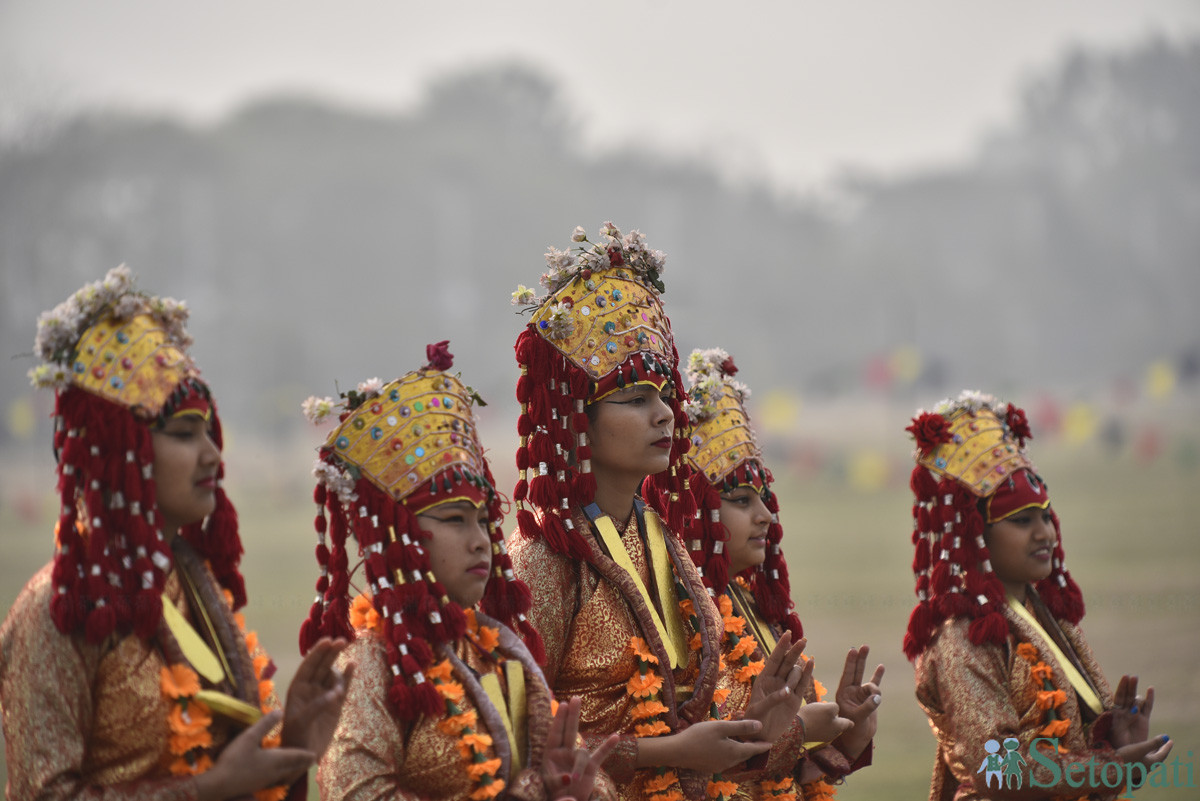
[1,36,1196,440]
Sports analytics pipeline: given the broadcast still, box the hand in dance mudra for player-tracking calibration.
[543,695,619,801]
[1111,674,1173,768]
[833,644,884,758]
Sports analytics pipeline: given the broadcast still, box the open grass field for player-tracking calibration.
[2,412,1198,799]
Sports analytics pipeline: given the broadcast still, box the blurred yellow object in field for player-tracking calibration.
[848,449,888,492]
[1146,360,1177,400]
[1063,403,1098,445]
[7,397,35,441]
[758,388,802,435]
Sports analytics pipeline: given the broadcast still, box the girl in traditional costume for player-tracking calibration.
[652,348,882,800]
[303,342,617,801]
[904,391,1173,800]
[1,266,350,801]
[507,224,848,801]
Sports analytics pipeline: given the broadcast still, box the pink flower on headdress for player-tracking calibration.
[1005,403,1033,448]
[720,356,738,376]
[426,341,454,372]
[906,411,953,456]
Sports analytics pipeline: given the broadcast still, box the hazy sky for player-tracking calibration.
[2,0,1197,191]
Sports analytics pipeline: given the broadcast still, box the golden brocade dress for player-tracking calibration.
[0,544,293,801]
[915,594,1124,801]
[509,502,806,801]
[318,612,617,801]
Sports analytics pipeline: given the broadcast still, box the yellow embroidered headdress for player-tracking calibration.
[903,391,1082,659]
[510,222,694,557]
[654,349,802,638]
[300,342,538,719]
[29,265,245,644]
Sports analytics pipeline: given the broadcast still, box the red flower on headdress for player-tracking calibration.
[720,356,738,376]
[1005,403,1032,448]
[607,246,625,267]
[425,341,454,372]
[906,412,953,456]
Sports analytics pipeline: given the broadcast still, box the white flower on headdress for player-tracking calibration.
[933,390,1000,417]
[147,296,192,349]
[729,380,752,402]
[541,247,577,292]
[685,347,732,385]
[101,264,134,296]
[111,293,145,320]
[600,221,621,240]
[357,377,384,397]
[511,284,537,305]
[28,364,70,390]
[687,373,725,423]
[544,247,575,271]
[313,459,358,506]
[33,312,77,363]
[622,229,646,255]
[959,390,996,412]
[647,249,667,273]
[579,247,608,273]
[302,395,337,424]
[571,226,588,243]
[543,302,575,340]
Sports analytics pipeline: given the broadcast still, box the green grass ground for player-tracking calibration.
[2,433,1198,799]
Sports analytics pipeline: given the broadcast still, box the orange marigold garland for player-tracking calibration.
[1016,641,1072,746]
[160,590,288,801]
[626,636,679,801]
[429,611,507,801]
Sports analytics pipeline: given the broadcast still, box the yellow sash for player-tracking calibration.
[729,583,777,654]
[480,660,527,771]
[161,592,263,726]
[1007,595,1104,716]
[588,506,690,669]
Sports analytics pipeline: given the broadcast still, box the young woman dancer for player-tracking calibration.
[648,348,881,799]
[905,391,1173,800]
[302,342,616,800]
[508,224,847,801]
[2,267,349,801]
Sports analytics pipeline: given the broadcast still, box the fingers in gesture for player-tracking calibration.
[1111,674,1157,750]
[543,696,619,801]
[744,632,810,743]
[834,644,884,726]
[281,637,354,758]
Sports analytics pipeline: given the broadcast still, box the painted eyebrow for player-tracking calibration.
[422,502,479,514]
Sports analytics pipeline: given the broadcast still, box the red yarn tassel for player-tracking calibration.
[518,618,546,665]
[968,610,1009,647]
[903,601,934,660]
[85,603,116,645]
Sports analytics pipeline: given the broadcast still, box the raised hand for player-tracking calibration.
[194,710,315,801]
[543,696,619,801]
[281,637,353,758]
[1110,675,1155,748]
[743,631,808,742]
[833,644,884,757]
